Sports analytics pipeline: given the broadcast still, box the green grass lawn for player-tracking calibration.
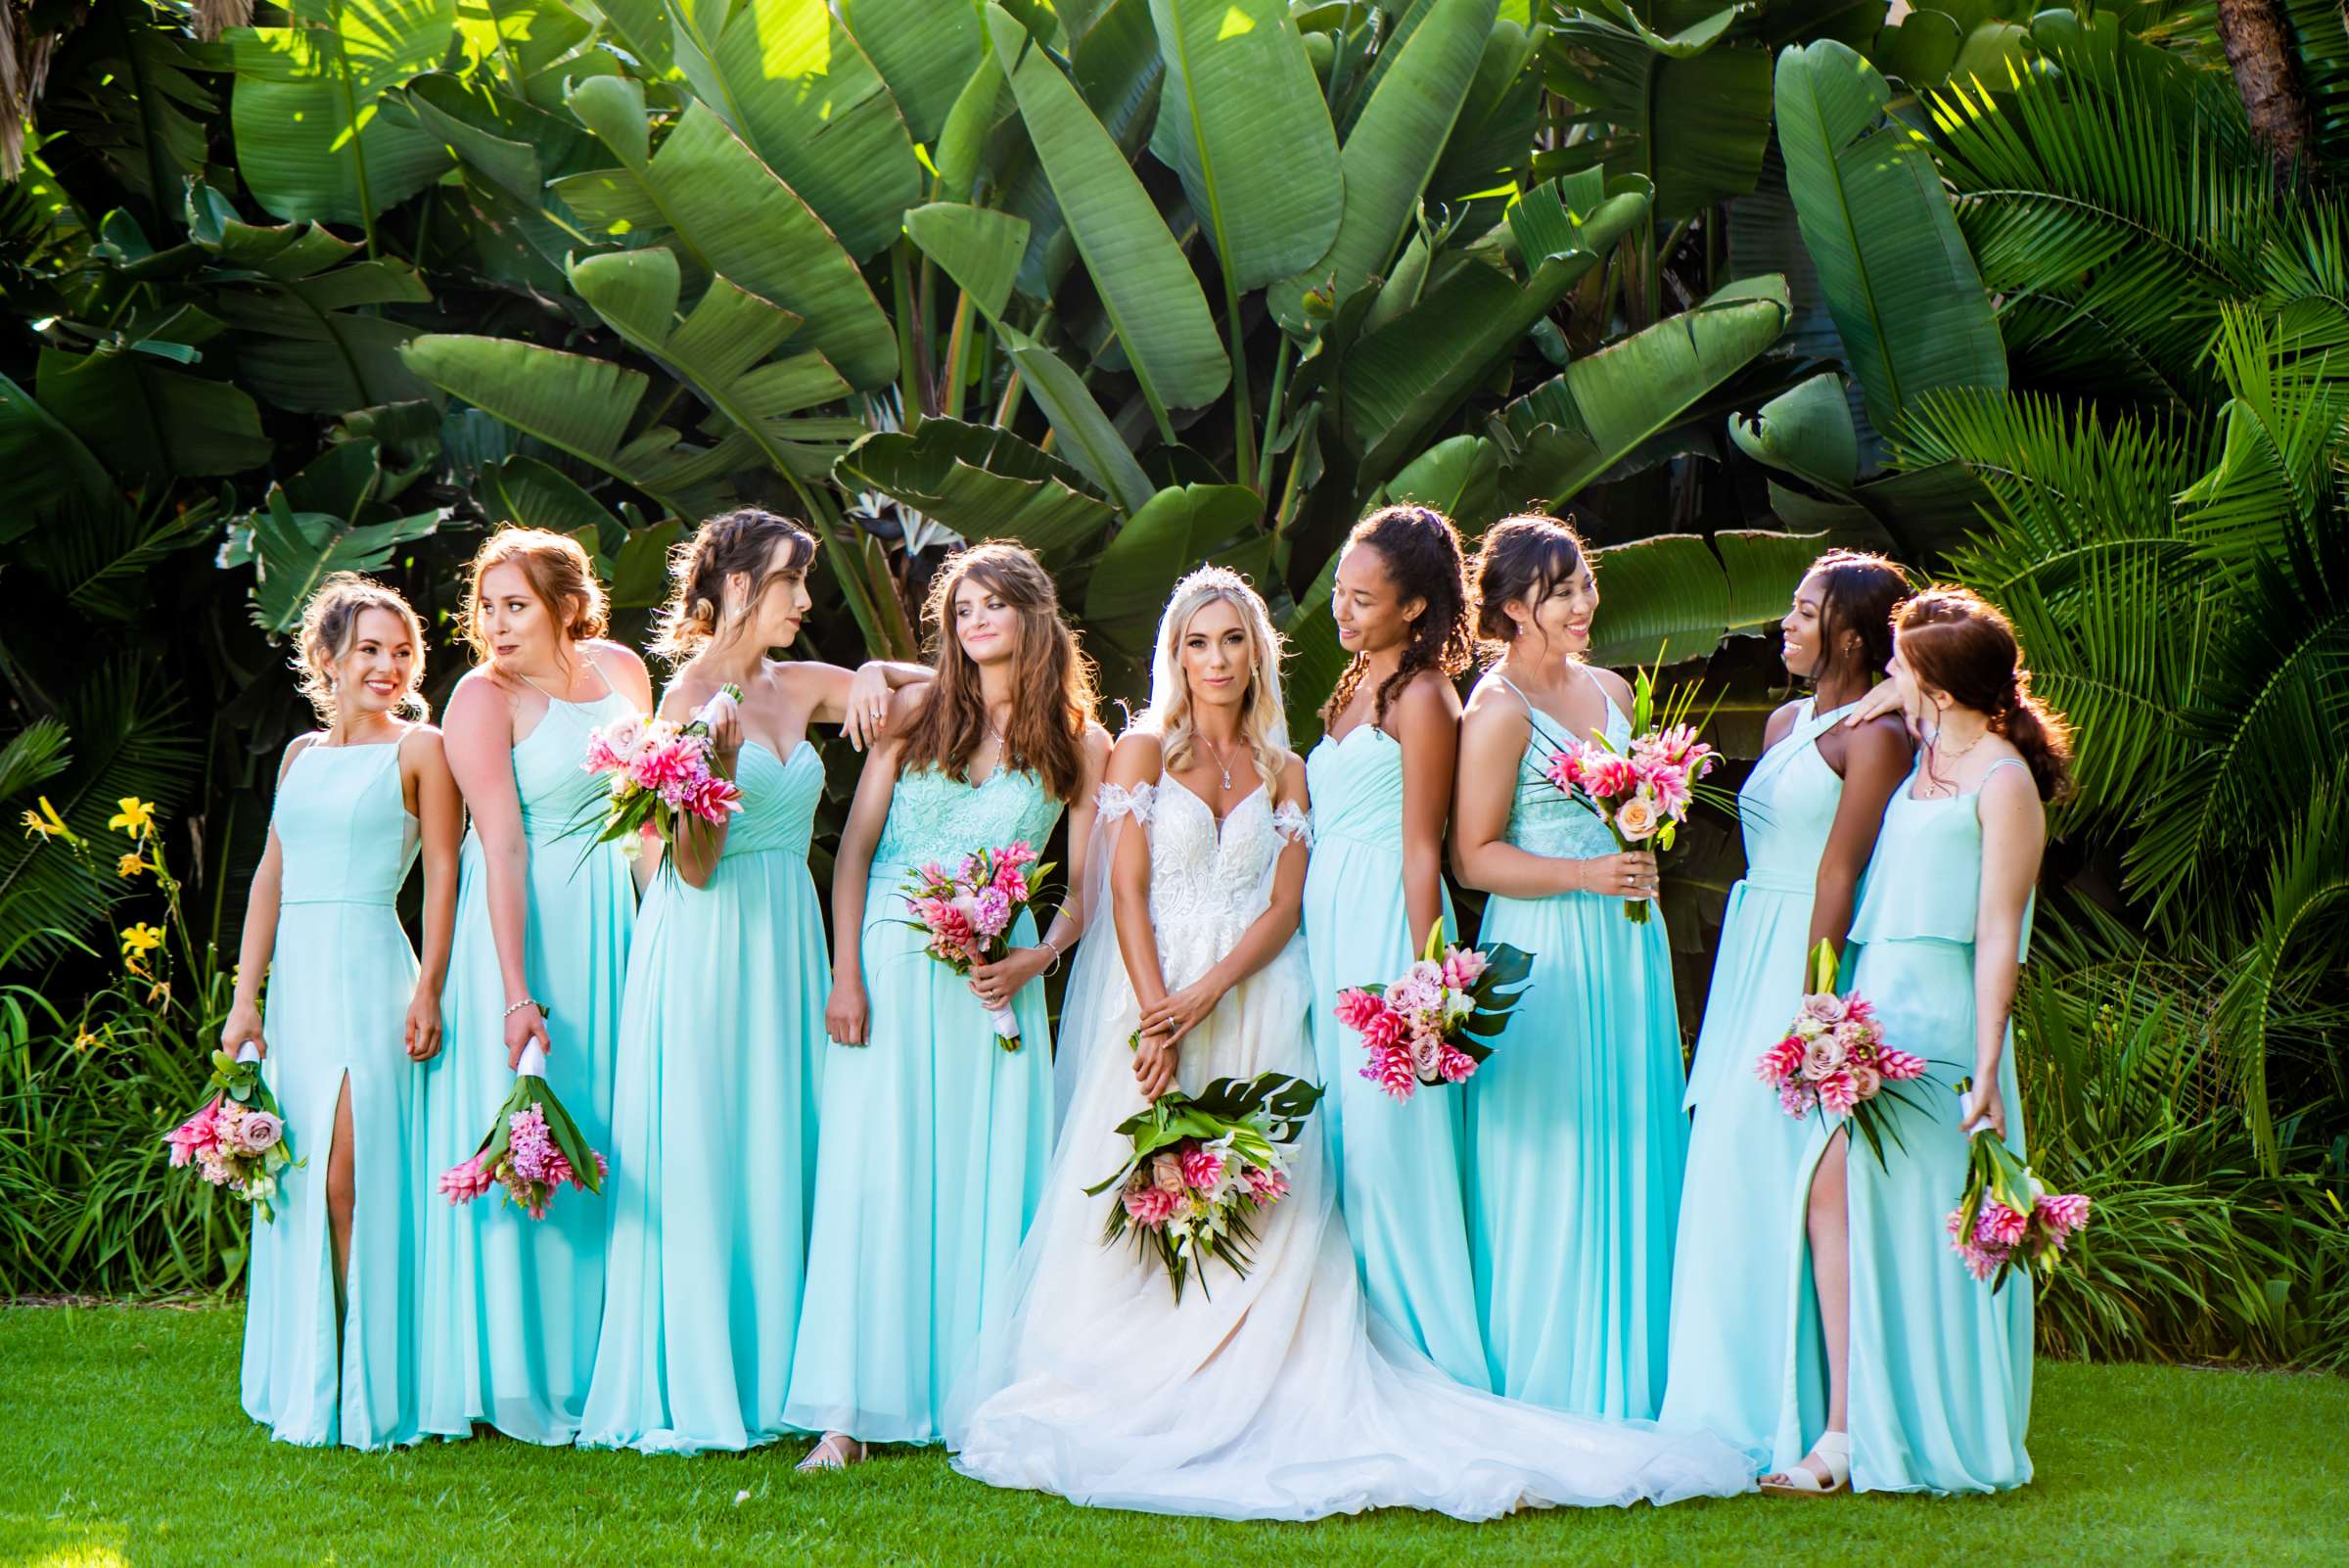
[5,1305,2344,1568]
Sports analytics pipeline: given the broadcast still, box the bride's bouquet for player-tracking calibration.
[1947,1109,2092,1292]
[1539,665,1724,922]
[438,1044,606,1221]
[1085,1065,1325,1303]
[578,684,745,861]
[896,840,1056,1050]
[164,1042,299,1222]
[1755,940,1933,1169]
[1334,922,1534,1103]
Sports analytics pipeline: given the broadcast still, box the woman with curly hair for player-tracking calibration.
[1299,505,1487,1388]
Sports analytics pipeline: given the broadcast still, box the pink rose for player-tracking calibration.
[1845,1062,1883,1102]
[1151,1152,1184,1195]
[1800,1034,1847,1082]
[1407,1027,1445,1081]
[234,1110,283,1153]
[1613,792,1662,843]
[1800,992,1850,1027]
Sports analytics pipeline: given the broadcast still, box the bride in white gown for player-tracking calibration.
[944,569,1754,1520]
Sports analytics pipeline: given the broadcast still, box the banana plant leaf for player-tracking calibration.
[1083,484,1262,627]
[237,487,444,634]
[33,346,273,482]
[1584,529,1824,669]
[841,0,985,144]
[836,417,1118,559]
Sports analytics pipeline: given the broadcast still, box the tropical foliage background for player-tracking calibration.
[0,0,2342,1367]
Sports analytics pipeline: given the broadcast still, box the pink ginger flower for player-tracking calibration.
[990,856,1031,901]
[1579,751,1640,800]
[996,841,1037,869]
[1639,760,1691,817]
[1817,1069,1861,1117]
[439,1154,496,1203]
[1242,1164,1288,1203]
[165,1098,222,1167]
[1177,1145,1225,1194]
[1437,1044,1478,1084]
[1757,1036,1804,1084]
[1332,988,1389,1034]
[925,899,977,955]
[1542,750,1584,793]
[683,773,743,824]
[1440,947,1488,990]
[2038,1192,2092,1236]
[1975,1202,2030,1248]
[1877,1047,1927,1082]
[1124,1183,1179,1228]
[1361,1044,1419,1101]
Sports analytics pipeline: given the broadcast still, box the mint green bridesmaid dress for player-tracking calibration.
[1659,698,1857,1461]
[1302,726,1488,1388]
[1773,756,2035,1493]
[784,765,1062,1445]
[418,677,637,1445]
[579,740,828,1453]
[1464,672,1683,1419]
[241,736,425,1449]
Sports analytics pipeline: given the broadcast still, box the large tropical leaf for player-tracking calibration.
[667,0,926,262]
[1146,0,1343,292]
[1773,38,2004,437]
[237,488,444,634]
[32,346,273,482]
[226,0,458,227]
[841,0,984,144]
[559,78,897,390]
[39,4,215,226]
[837,418,1118,558]
[1542,1,1774,219]
[989,4,1229,421]
[0,374,117,539]
[1584,529,1824,669]
[1084,484,1262,630]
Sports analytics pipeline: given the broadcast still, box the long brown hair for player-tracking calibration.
[897,541,1097,803]
[1319,504,1476,728]
[1898,587,2075,803]
[650,507,816,663]
[459,527,608,669]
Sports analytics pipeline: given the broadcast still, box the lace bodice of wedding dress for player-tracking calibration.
[1104,778,1313,999]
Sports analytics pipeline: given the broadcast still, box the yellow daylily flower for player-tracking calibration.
[20,796,78,844]
[108,797,157,837]
[70,1028,101,1053]
[117,853,148,880]
[119,921,164,956]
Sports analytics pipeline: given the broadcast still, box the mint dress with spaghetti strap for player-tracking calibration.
[1659,698,1858,1460]
[1301,724,1487,1389]
[418,664,638,1445]
[1463,671,1684,1419]
[784,764,1063,1445]
[579,739,831,1453]
[240,736,425,1449]
[1772,756,2036,1493]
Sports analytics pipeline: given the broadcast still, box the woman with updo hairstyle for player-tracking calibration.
[579,508,925,1454]
[787,540,1111,1468]
[1451,513,1681,1419]
[1298,503,1488,1388]
[1759,586,2072,1499]
[1662,549,1911,1464]
[419,526,655,1446]
[224,574,462,1449]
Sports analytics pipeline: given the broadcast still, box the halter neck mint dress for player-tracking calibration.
[786,763,1063,1445]
[418,666,637,1445]
[1660,698,1858,1460]
[1772,756,2036,1494]
[241,735,425,1450]
[580,738,829,1453]
[1463,671,1683,1419]
[1302,723,1487,1389]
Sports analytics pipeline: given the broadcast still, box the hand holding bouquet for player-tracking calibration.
[164,1042,299,1222]
[1541,665,1724,923]
[438,1043,606,1221]
[578,684,745,862]
[1947,1097,2091,1291]
[1334,922,1534,1103]
[898,841,1057,1051]
[1755,940,1933,1168]
[1085,1065,1324,1303]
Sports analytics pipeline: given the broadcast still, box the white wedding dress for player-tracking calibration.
[944,777,1755,1520]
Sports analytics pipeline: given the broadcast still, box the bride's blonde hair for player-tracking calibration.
[1145,567,1289,789]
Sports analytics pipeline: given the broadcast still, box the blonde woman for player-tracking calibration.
[226,575,461,1449]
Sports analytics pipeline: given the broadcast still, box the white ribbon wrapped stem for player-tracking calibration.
[234,1040,261,1064]
[516,1041,549,1079]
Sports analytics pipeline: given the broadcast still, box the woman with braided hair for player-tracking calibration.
[1298,505,1488,1388]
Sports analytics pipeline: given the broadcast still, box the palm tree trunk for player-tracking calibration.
[2213,0,2315,163]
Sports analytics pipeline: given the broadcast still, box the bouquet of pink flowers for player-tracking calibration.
[578,684,745,863]
[1756,940,1933,1168]
[1540,665,1724,923]
[1947,1111,2092,1292]
[438,1044,606,1221]
[164,1042,299,1222]
[896,840,1057,1051]
[1333,922,1534,1103]
[1085,1065,1324,1303]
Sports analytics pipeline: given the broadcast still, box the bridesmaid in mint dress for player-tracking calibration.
[1451,515,1680,1419]
[421,529,654,1445]
[1661,552,1910,1462]
[226,577,461,1449]
[1301,505,1487,1386]
[1764,587,2072,1497]
[787,542,1110,1468]
[579,511,923,1454]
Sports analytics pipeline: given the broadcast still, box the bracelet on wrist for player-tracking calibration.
[1038,938,1064,978]
[502,996,547,1021]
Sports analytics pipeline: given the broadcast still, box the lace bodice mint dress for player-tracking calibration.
[1771,757,2037,1494]
[1463,673,1685,1420]
[1301,724,1487,1388]
[241,735,425,1450]
[1661,699,1860,1460]
[418,671,637,1445]
[580,738,830,1453]
[786,763,1064,1445]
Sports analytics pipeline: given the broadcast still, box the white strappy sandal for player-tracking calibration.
[1760,1431,1851,1497]
[795,1432,865,1473]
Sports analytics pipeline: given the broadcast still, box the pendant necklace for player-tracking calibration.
[1204,736,1239,793]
